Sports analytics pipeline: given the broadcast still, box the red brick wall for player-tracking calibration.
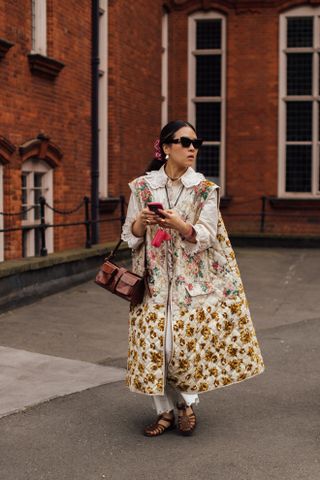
[1,0,319,263]
[1,0,92,260]
[224,7,280,233]
[166,0,320,235]
[101,0,164,243]
[107,0,164,193]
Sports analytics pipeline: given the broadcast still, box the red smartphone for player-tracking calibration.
[147,202,165,218]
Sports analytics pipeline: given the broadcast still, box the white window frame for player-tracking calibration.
[0,164,3,262]
[161,11,169,127]
[279,5,320,198]
[22,159,53,257]
[188,11,226,194]
[98,0,108,198]
[31,0,47,55]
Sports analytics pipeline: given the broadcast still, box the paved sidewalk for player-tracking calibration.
[0,346,125,418]
[0,247,319,479]
[0,317,319,480]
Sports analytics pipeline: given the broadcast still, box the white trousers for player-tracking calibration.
[152,299,199,415]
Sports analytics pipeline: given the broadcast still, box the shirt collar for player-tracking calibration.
[145,164,205,189]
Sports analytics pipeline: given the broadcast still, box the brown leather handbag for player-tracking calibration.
[95,237,149,306]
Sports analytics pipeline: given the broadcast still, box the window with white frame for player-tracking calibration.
[31,0,47,55]
[0,164,3,262]
[21,159,53,257]
[188,11,226,191]
[98,0,108,198]
[161,11,169,127]
[279,6,320,197]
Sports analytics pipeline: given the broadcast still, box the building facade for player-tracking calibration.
[0,0,319,263]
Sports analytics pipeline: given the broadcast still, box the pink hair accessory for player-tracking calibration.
[151,228,172,247]
[153,138,162,161]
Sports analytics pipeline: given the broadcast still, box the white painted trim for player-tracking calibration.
[98,0,108,198]
[22,159,53,257]
[31,0,47,55]
[0,164,3,262]
[161,12,169,127]
[188,11,226,194]
[278,5,320,197]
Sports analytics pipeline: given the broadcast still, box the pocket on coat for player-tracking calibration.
[211,250,227,266]
[185,281,222,298]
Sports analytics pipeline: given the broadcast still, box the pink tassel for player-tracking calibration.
[151,229,172,247]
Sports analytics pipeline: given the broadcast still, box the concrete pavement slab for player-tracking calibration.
[0,278,130,365]
[0,315,319,480]
[0,247,319,479]
[0,346,125,418]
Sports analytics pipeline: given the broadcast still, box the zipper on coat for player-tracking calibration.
[166,231,175,366]
[167,279,174,365]
[162,183,181,392]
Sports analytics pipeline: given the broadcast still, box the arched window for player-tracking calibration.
[21,159,53,257]
[188,11,226,191]
[279,5,320,197]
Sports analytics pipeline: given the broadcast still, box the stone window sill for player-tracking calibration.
[268,196,320,210]
[27,53,65,80]
[0,37,14,60]
[220,196,232,208]
[99,197,120,214]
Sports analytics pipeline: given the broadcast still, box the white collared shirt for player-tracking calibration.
[121,165,219,254]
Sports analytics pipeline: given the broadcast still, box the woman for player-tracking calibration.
[121,120,265,437]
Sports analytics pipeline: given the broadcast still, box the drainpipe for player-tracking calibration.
[91,0,99,244]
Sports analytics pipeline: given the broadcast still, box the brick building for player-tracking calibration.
[1,0,319,264]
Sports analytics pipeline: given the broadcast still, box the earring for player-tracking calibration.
[165,154,169,160]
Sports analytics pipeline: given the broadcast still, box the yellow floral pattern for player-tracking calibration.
[125,177,265,395]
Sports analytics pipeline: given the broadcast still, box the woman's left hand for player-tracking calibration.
[156,209,188,235]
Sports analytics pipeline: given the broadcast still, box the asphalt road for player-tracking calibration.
[0,247,319,480]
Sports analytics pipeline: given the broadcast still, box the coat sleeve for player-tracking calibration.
[121,189,145,250]
[180,186,219,255]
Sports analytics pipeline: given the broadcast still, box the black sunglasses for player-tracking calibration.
[170,136,203,149]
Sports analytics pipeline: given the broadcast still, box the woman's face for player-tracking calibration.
[162,126,199,169]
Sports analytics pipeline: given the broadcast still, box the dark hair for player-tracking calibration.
[145,120,197,173]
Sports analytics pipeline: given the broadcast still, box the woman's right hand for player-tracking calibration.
[137,207,158,226]
[131,208,158,237]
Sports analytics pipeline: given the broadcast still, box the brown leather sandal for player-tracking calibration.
[176,401,197,436]
[143,410,176,437]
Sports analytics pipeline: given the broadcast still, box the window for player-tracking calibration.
[21,159,53,257]
[98,0,108,198]
[188,11,226,191]
[0,164,3,262]
[31,0,47,55]
[279,6,320,197]
[162,11,169,127]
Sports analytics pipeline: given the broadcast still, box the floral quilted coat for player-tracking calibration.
[123,168,265,396]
